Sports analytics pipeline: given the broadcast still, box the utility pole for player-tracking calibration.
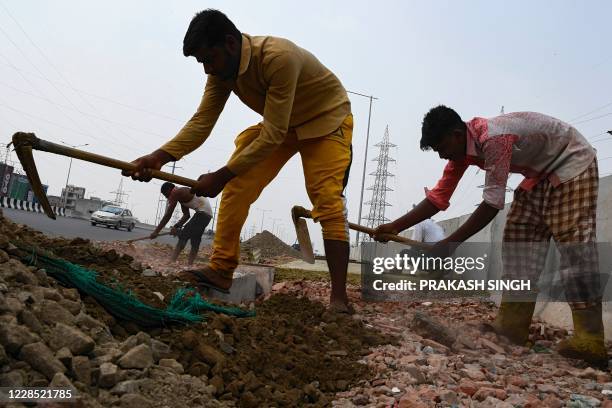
[255,208,271,232]
[347,90,378,246]
[154,162,182,224]
[62,161,72,208]
[278,227,285,242]
[271,218,281,236]
[211,197,219,232]
[60,141,89,208]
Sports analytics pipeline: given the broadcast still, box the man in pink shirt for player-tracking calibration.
[374,105,606,367]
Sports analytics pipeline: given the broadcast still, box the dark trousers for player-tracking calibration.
[178,212,212,251]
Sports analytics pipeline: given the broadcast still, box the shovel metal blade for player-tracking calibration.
[12,132,56,219]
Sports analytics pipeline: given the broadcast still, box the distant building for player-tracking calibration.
[11,174,49,204]
[47,195,62,207]
[10,174,31,201]
[71,196,111,219]
[0,167,49,204]
[61,185,86,210]
[0,163,13,197]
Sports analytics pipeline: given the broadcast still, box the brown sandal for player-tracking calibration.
[177,270,231,294]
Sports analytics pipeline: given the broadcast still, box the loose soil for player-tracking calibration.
[3,213,610,407]
[2,217,396,407]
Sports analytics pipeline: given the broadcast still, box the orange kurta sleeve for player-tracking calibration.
[160,76,230,160]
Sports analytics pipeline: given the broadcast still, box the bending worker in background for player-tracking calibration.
[410,204,445,244]
[398,204,445,271]
[374,106,606,367]
[151,182,213,266]
[123,9,354,312]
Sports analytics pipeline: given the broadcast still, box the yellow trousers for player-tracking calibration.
[210,114,353,277]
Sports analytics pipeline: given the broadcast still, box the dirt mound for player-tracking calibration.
[18,233,177,311]
[242,229,301,260]
[0,212,222,407]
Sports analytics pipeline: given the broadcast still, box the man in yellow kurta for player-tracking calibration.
[124,9,354,312]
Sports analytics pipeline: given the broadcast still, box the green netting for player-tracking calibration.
[16,243,254,327]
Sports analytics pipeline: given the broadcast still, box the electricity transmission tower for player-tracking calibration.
[110,178,129,207]
[154,162,182,224]
[361,125,395,242]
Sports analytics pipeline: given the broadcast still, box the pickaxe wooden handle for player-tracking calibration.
[346,222,432,250]
[291,205,432,263]
[11,132,199,220]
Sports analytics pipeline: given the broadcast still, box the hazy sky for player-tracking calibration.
[1,1,611,251]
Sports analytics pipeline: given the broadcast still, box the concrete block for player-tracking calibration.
[277,259,361,275]
[240,264,275,296]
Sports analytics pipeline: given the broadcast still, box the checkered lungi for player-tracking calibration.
[502,158,600,305]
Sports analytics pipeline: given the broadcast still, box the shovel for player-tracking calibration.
[291,205,432,264]
[11,132,198,220]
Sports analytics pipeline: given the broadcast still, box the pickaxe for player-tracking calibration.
[291,205,432,264]
[11,132,198,220]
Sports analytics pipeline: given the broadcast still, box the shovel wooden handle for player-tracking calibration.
[33,137,198,188]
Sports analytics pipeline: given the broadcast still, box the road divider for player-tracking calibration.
[0,196,65,216]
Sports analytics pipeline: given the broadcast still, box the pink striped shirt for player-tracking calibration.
[426,112,596,210]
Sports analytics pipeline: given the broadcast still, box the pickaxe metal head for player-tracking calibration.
[291,205,315,264]
[290,204,433,263]
[11,132,201,221]
[11,132,56,219]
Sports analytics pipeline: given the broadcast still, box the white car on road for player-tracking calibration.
[90,205,136,231]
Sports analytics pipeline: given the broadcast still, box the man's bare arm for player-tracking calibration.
[152,199,178,236]
[372,198,439,242]
[173,205,191,229]
[392,199,440,232]
[428,201,499,258]
[442,201,499,243]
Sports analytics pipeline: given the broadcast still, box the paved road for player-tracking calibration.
[1,208,179,245]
